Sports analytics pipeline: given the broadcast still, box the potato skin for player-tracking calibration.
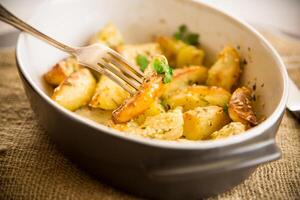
[206,46,241,91]
[116,43,162,66]
[209,122,246,140]
[89,75,129,110]
[89,23,124,48]
[52,68,96,111]
[162,66,208,97]
[44,57,81,86]
[183,106,230,140]
[165,85,231,111]
[228,87,258,127]
[112,75,164,123]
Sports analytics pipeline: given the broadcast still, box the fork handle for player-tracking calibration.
[0,4,75,53]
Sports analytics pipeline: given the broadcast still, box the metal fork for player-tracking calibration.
[0,4,143,95]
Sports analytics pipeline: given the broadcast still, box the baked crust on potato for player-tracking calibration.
[52,68,96,111]
[44,57,81,86]
[228,87,258,127]
[162,65,208,97]
[112,75,163,123]
[206,46,241,91]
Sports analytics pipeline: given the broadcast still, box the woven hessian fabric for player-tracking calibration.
[0,32,299,200]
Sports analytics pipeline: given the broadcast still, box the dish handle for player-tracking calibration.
[147,139,281,181]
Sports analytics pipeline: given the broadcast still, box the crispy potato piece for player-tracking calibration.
[141,108,184,140]
[44,57,81,86]
[209,122,246,140]
[112,75,164,123]
[134,100,165,125]
[162,66,208,97]
[89,23,124,48]
[116,43,162,65]
[183,106,230,140]
[228,87,258,127]
[89,75,130,110]
[110,108,183,140]
[176,45,205,68]
[206,46,241,91]
[157,36,205,68]
[52,68,96,111]
[165,85,231,111]
[157,36,186,67]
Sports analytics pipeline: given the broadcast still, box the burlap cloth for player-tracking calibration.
[0,32,299,200]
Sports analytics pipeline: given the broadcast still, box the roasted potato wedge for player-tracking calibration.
[116,43,162,66]
[228,87,258,127]
[157,36,186,67]
[112,75,164,123]
[206,46,241,91]
[44,57,81,86]
[141,108,184,140]
[52,68,96,111]
[209,122,246,140]
[165,85,231,111]
[134,99,165,125]
[162,66,208,97]
[176,45,205,68]
[157,36,205,68]
[89,75,130,110]
[89,23,124,48]
[183,106,231,140]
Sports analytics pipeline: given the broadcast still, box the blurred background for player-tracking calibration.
[0,0,300,47]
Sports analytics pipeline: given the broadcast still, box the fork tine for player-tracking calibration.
[96,62,135,95]
[98,59,140,90]
[105,57,143,84]
[106,48,144,77]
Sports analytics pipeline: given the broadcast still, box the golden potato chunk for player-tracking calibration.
[209,122,246,140]
[162,66,208,97]
[157,36,186,67]
[112,75,164,123]
[176,45,205,68]
[52,68,96,111]
[157,36,205,68]
[110,108,183,140]
[183,106,230,140]
[206,46,241,91]
[89,23,124,48]
[134,100,165,125]
[89,75,130,110]
[141,108,184,140]
[228,87,258,127]
[165,85,231,111]
[116,43,162,66]
[44,57,81,86]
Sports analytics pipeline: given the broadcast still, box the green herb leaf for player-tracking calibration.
[136,54,149,72]
[223,105,229,114]
[152,58,173,84]
[173,24,200,46]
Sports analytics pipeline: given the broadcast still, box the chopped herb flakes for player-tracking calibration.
[173,25,200,46]
[152,58,173,84]
[136,54,149,72]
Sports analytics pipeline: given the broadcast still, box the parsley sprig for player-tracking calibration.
[173,25,200,46]
[152,58,173,84]
[136,54,149,72]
